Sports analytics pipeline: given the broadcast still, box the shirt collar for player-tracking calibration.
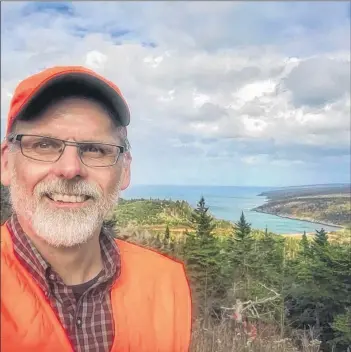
[7,213,121,292]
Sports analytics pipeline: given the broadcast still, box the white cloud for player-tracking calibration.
[85,50,107,70]
[193,91,211,109]
[236,80,277,103]
[1,1,350,186]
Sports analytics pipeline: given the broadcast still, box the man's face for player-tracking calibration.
[1,97,131,247]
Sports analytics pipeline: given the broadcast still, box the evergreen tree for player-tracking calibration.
[164,224,170,245]
[235,211,252,241]
[227,211,253,258]
[314,228,329,247]
[183,197,223,319]
[257,230,285,283]
[301,231,310,255]
[331,309,351,347]
[190,196,215,237]
[224,212,256,300]
[232,211,254,260]
[116,194,351,350]
[160,225,177,258]
[284,236,351,351]
[312,228,330,265]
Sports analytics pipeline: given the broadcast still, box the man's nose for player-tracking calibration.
[52,146,88,180]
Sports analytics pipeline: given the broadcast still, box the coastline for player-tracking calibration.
[252,209,344,230]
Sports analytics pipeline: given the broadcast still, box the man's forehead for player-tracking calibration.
[9,96,128,148]
[15,97,116,129]
[39,96,113,117]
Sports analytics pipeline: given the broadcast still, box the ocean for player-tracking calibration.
[121,185,341,234]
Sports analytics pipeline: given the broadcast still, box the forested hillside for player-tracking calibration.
[1,185,350,351]
[254,184,351,228]
[113,197,351,352]
[257,184,350,200]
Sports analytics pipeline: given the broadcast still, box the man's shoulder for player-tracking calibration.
[115,238,185,271]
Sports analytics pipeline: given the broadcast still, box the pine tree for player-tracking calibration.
[225,212,256,299]
[331,309,351,347]
[235,211,252,241]
[285,233,351,351]
[164,224,170,245]
[257,229,285,285]
[312,228,330,266]
[301,231,310,255]
[190,196,215,238]
[161,224,177,257]
[227,211,253,260]
[314,228,329,247]
[232,211,254,262]
[183,197,223,318]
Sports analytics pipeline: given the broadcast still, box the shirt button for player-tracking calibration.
[49,273,55,280]
[76,318,82,327]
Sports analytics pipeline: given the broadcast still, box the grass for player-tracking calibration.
[190,318,322,352]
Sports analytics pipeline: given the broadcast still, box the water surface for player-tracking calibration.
[121,185,341,234]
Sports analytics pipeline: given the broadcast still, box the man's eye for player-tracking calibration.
[84,145,97,152]
[24,138,61,152]
[37,142,51,149]
[81,144,105,154]
[34,141,58,149]
[89,146,100,153]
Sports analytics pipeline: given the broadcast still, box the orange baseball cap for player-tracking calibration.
[6,66,130,135]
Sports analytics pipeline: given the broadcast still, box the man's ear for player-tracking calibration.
[120,166,131,191]
[119,153,131,191]
[1,141,11,187]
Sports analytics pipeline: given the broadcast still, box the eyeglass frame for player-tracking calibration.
[6,133,126,168]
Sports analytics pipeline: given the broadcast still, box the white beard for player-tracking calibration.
[9,169,120,248]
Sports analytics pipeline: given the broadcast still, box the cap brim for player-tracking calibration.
[17,72,130,127]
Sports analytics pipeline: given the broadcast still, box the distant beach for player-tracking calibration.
[251,209,343,230]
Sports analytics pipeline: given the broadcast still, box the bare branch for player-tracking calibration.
[221,283,281,320]
[258,282,280,296]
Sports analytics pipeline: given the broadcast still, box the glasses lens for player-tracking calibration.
[21,136,64,161]
[80,143,119,167]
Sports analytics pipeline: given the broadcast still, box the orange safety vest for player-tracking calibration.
[1,224,192,352]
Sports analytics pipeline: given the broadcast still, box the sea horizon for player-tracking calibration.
[126,182,350,189]
[121,184,342,235]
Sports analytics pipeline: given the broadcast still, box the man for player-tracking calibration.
[1,66,192,352]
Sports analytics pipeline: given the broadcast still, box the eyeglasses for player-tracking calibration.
[7,134,125,168]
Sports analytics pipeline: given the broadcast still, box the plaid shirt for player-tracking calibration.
[7,214,121,352]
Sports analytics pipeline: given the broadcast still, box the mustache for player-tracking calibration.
[34,179,102,199]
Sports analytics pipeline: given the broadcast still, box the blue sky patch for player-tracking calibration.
[21,2,75,17]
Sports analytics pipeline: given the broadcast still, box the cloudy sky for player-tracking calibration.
[1,1,350,187]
